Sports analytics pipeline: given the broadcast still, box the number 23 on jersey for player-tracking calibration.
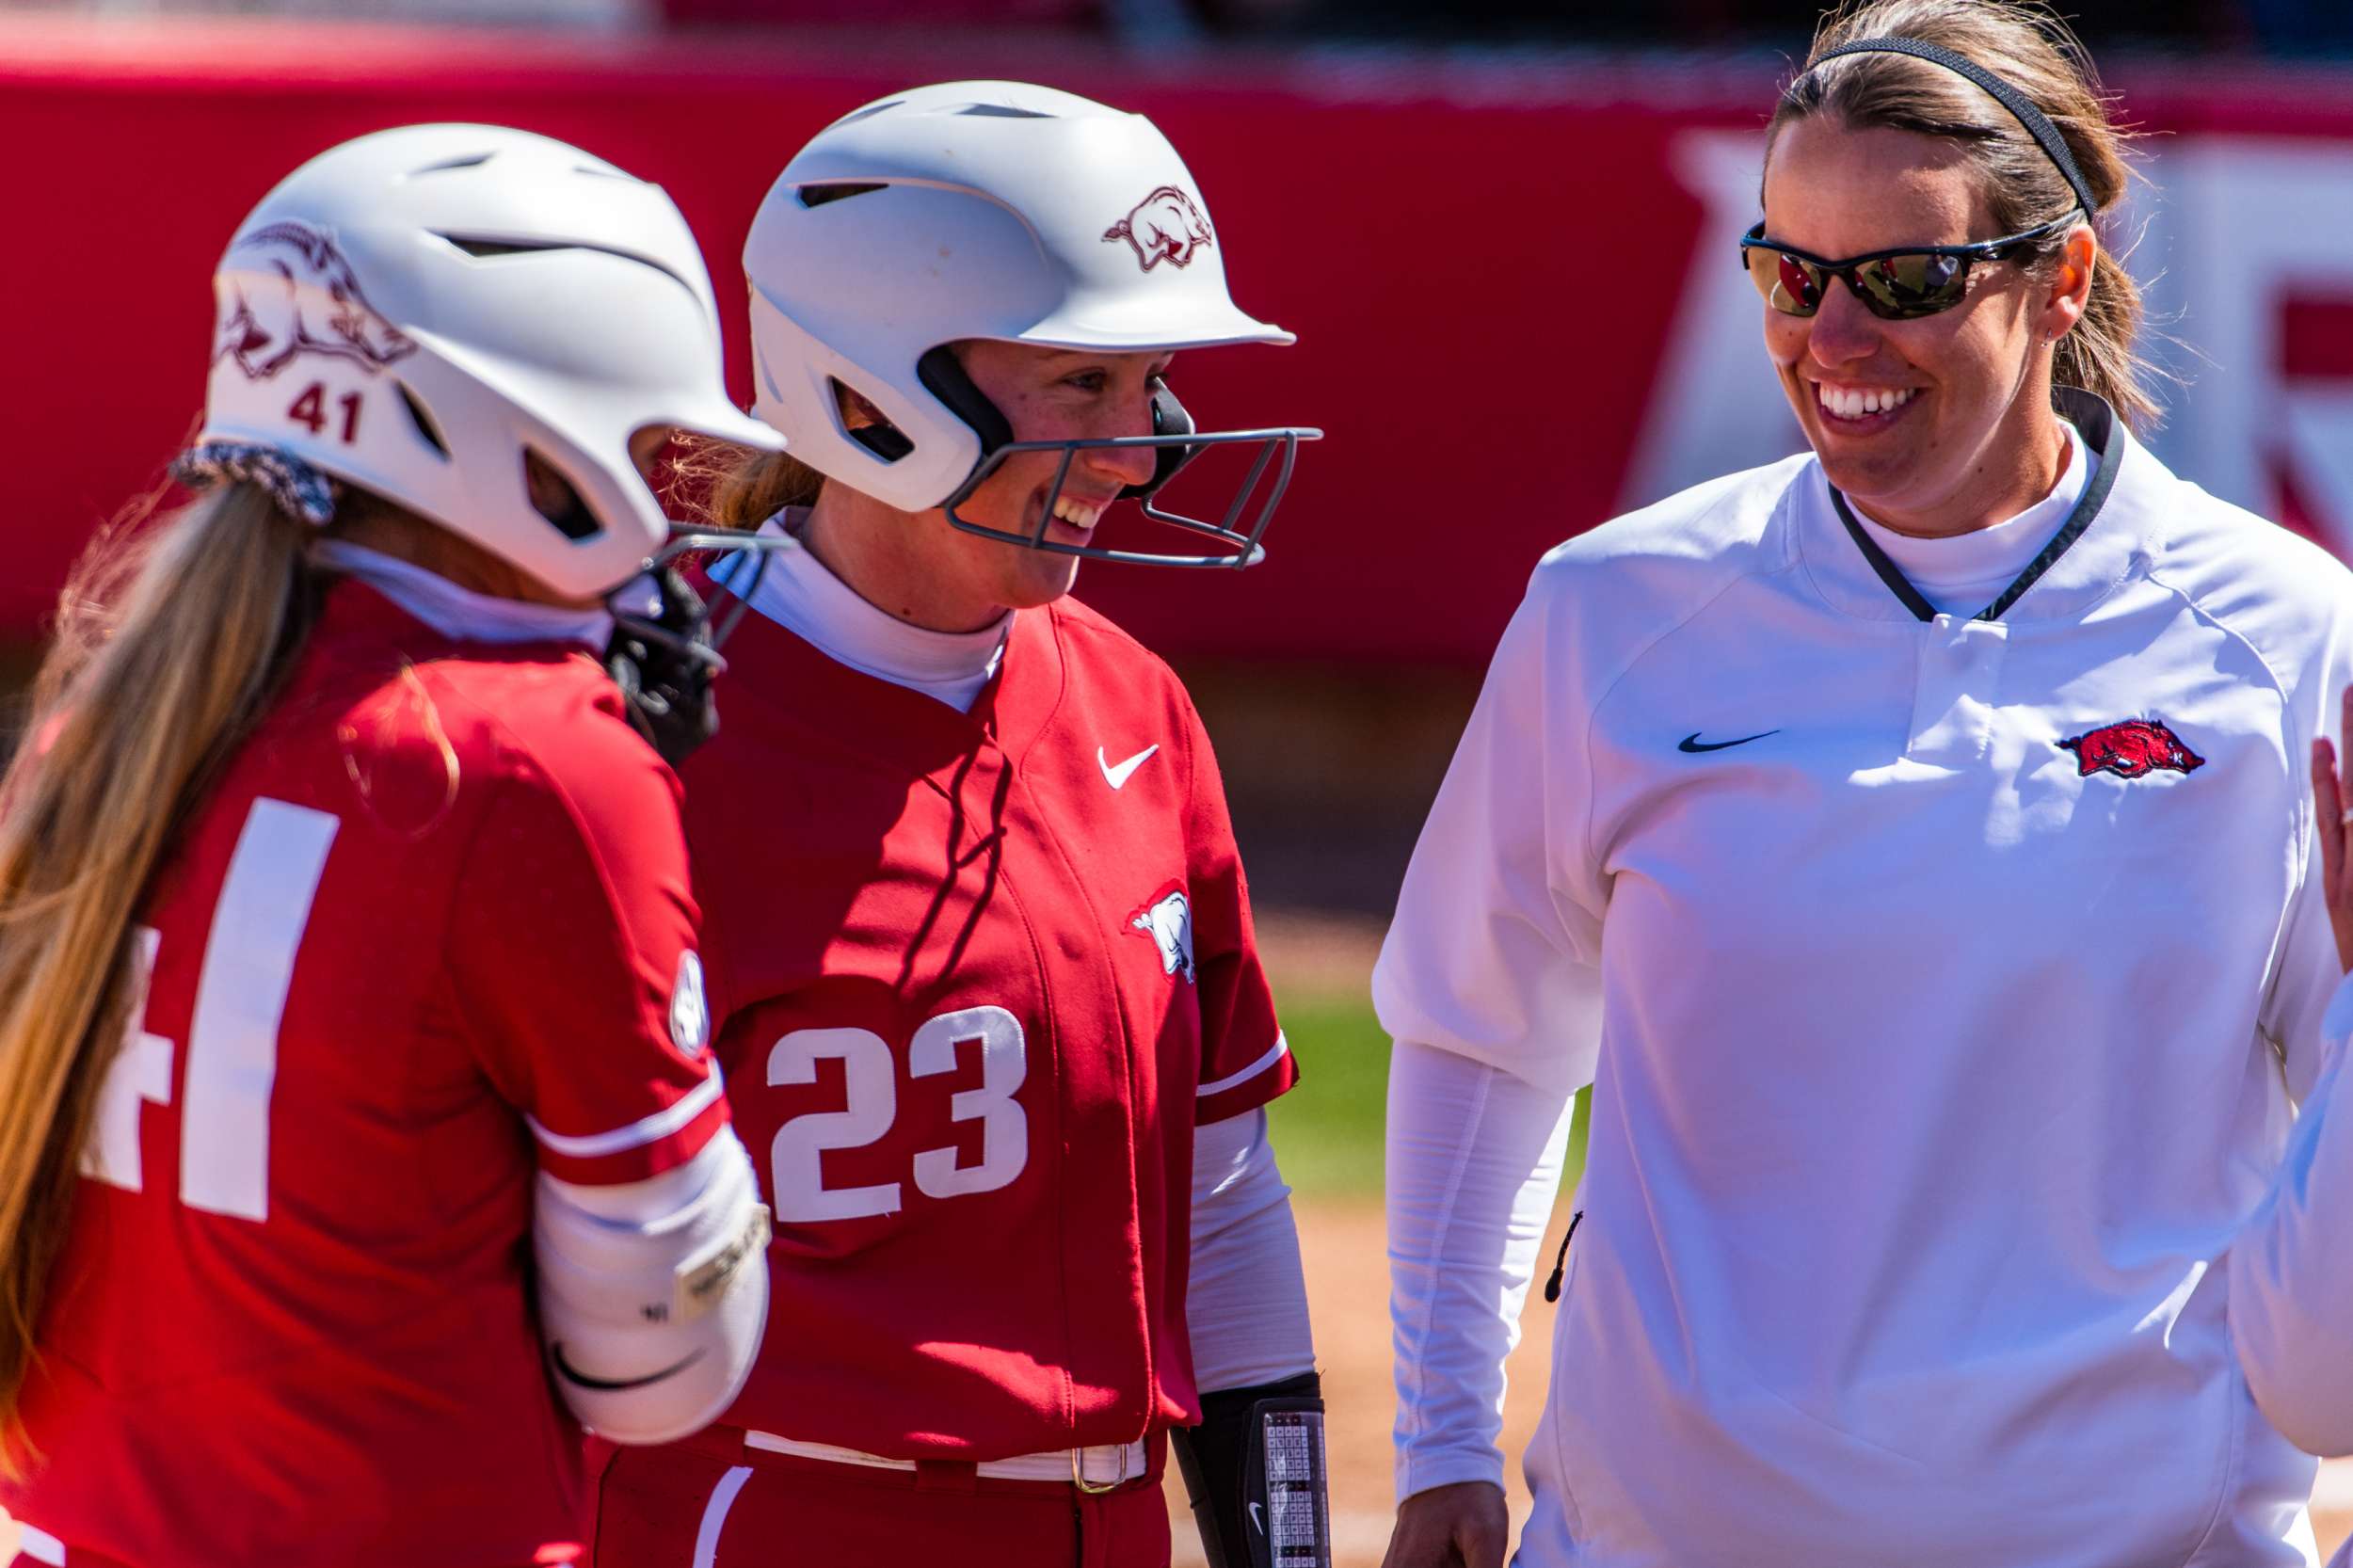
[768,1005,1030,1223]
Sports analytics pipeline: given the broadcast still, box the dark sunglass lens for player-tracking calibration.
[1741,246,1782,309]
[1856,252,1970,319]
[1746,248,1822,315]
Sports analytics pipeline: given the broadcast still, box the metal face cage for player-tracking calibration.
[939,425,1321,568]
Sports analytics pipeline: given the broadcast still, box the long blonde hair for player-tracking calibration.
[672,434,825,532]
[0,481,321,1457]
[668,369,902,532]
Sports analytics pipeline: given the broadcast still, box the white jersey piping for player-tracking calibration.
[1198,1032,1289,1098]
[526,1064,725,1161]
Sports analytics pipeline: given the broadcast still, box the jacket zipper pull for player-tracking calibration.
[1542,1209,1584,1304]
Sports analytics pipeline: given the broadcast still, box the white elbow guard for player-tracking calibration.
[533,1125,771,1445]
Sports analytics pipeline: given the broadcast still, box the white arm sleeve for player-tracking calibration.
[2232,977,2353,1456]
[1387,1037,1576,1501]
[1371,566,1600,1500]
[2260,628,2353,1101]
[535,1123,771,1445]
[2260,824,2348,1104]
[1187,1108,1317,1392]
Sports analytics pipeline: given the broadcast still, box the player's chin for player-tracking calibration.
[1815,437,1921,505]
[1003,546,1083,609]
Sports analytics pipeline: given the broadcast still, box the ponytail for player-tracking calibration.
[0,482,318,1459]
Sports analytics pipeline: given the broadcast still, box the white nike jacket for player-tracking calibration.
[1376,392,2353,1568]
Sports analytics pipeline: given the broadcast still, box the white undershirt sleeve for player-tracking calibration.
[1386,1037,1576,1502]
[2232,975,2353,1457]
[1187,1108,1317,1393]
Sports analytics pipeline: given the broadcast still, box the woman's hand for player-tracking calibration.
[1381,1480,1509,1568]
[2310,683,2353,973]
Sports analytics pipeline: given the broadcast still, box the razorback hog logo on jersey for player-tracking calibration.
[669,951,710,1058]
[1102,186,1214,272]
[1128,884,1196,984]
[215,220,418,381]
[2057,719,2206,780]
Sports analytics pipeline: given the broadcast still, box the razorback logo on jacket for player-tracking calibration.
[2057,718,2205,780]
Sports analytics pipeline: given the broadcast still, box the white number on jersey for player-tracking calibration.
[766,1027,902,1221]
[83,797,340,1222]
[909,1006,1029,1200]
[765,1005,1030,1223]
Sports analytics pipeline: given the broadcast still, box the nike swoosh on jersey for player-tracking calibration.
[549,1342,706,1392]
[1248,1501,1265,1535]
[1097,744,1160,789]
[1677,730,1780,754]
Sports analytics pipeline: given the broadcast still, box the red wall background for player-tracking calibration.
[7,18,2353,665]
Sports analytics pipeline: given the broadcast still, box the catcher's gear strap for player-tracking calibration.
[1172,1370,1332,1568]
[534,1125,772,1445]
[606,566,724,767]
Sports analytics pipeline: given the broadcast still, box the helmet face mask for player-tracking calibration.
[742,82,1321,569]
[937,426,1306,570]
[918,347,1305,569]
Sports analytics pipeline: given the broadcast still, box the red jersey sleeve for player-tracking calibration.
[446,709,727,1185]
[1180,697,1298,1126]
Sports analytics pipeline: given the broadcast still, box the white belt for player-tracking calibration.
[742,1431,1147,1491]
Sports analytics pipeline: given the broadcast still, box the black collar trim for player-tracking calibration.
[1828,387,2122,624]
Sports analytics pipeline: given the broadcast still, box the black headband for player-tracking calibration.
[1811,37,2101,218]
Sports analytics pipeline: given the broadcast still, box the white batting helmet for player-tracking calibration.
[742,82,1318,568]
[194,123,785,600]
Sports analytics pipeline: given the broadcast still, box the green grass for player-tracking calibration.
[1266,990,1395,1195]
[1268,985,1589,1200]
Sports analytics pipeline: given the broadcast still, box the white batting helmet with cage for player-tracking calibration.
[741,81,1319,568]
[193,122,785,600]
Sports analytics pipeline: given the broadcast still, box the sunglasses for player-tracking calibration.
[1737,212,2080,321]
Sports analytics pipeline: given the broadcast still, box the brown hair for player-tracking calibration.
[0,479,419,1462]
[1769,0,2161,430]
[674,437,824,532]
[670,368,925,533]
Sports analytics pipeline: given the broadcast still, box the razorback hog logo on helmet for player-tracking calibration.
[1102,186,1214,272]
[1128,883,1196,984]
[215,220,418,381]
[2057,718,2206,780]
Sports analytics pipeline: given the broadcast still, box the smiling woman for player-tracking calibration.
[1374,4,2353,1567]
[1753,2,2153,538]
[588,82,1331,1568]
[0,123,779,1568]
[706,340,1184,631]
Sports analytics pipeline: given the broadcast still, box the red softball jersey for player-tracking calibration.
[678,594,1297,1462]
[0,581,727,1568]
